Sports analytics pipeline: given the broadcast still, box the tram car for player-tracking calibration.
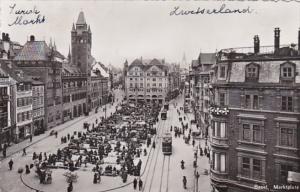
[163,103,169,111]
[162,133,172,155]
[161,110,167,120]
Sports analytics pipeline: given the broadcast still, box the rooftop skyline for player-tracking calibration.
[1,0,299,68]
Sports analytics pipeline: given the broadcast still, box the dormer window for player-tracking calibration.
[245,63,259,82]
[280,62,295,81]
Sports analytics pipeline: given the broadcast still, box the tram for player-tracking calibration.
[162,132,172,155]
[163,103,169,111]
[161,110,167,120]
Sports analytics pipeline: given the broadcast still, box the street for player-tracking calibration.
[0,89,210,192]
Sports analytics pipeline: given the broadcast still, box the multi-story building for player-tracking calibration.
[191,53,215,137]
[14,35,63,129]
[166,63,181,101]
[0,67,11,147]
[0,63,33,142]
[62,60,88,122]
[210,28,300,192]
[125,58,169,104]
[31,78,45,135]
[91,62,109,109]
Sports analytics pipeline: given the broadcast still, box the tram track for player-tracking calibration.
[142,117,166,192]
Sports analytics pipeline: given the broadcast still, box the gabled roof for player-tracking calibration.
[191,60,199,68]
[149,58,162,66]
[0,62,31,82]
[14,41,51,61]
[76,11,86,25]
[91,62,109,78]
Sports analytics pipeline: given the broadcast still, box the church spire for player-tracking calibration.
[49,37,52,48]
[76,11,86,25]
[53,40,57,51]
[68,45,71,62]
[72,23,75,31]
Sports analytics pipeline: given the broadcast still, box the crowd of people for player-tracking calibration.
[8,101,162,191]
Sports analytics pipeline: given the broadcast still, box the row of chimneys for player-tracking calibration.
[253,28,300,54]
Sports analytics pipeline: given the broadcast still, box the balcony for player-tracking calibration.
[17,91,32,97]
[211,137,229,148]
[209,105,229,117]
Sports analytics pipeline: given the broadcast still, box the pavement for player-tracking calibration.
[0,90,211,192]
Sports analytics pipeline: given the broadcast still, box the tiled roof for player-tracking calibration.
[0,62,31,82]
[14,41,51,61]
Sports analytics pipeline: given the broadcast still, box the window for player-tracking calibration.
[280,127,294,147]
[243,124,251,141]
[140,83,143,88]
[153,83,156,87]
[219,66,226,78]
[220,154,226,172]
[212,152,226,173]
[245,95,251,108]
[280,164,293,183]
[253,95,259,109]
[242,157,250,177]
[245,94,259,109]
[212,121,226,138]
[281,96,293,111]
[253,125,261,143]
[130,83,133,88]
[242,123,262,143]
[153,78,156,81]
[219,93,225,106]
[253,159,261,179]
[282,67,292,77]
[245,64,259,80]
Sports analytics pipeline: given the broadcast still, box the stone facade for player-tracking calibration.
[210,28,300,192]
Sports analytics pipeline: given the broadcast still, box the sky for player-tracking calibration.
[1,0,300,69]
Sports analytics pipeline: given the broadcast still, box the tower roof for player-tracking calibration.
[76,11,86,25]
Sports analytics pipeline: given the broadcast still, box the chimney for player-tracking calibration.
[274,28,280,53]
[30,35,35,42]
[254,35,260,54]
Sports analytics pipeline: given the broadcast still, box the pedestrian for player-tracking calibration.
[67,181,73,192]
[152,141,155,149]
[8,159,13,170]
[32,152,37,160]
[55,131,58,138]
[192,140,195,147]
[183,176,187,189]
[22,148,27,156]
[25,165,30,174]
[2,146,6,158]
[133,177,137,190]
[138,178,143,191]
[29,134,32,142]
[67,134,70,141]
